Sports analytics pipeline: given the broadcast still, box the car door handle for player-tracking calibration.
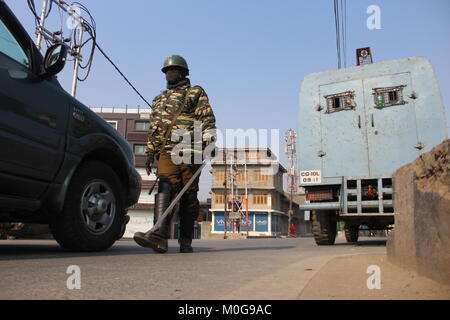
[358,115,361,128]
[371,114,375,127]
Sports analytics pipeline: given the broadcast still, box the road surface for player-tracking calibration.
[0,236,447,299]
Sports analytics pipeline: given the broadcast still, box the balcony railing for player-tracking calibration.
[90,106,151,114]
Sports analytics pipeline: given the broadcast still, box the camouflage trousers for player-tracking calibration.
[157,152,202,192]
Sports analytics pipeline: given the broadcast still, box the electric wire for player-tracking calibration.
[341,0,344,68]
[27,0,40,24]
[27,0,157,108]
[333,0,347,69]
[343,0,347,68]
[93,41,152,108]
[334,0,341,69]
[68,2,151,106]
[45,0,53,18]
[69,1,97,82]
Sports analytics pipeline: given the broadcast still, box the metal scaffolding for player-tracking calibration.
[33,0,87,97]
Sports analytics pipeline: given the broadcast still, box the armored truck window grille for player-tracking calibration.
[324,91,356,113]
[373,85,406,108]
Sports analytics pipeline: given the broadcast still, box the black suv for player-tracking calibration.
[0,1,141,251]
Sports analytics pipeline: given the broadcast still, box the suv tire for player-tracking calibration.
[50,161,125,251]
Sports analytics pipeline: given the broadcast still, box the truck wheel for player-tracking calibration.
[312,211,337,245]
[344,224,359,243]
[50,161,125,251]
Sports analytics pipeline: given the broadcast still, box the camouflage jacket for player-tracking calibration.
[146,81,216,160]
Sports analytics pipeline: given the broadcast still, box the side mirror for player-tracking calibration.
[40,44,67,78]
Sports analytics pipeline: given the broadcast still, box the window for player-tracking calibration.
[253,194,268,205]
[215,171,225,182]
[272,196,277,207]
[0,20,30,68]
[106,120,118,129]
[215,194,230,204]
[236,170,248,183]
[324,91,356,113]
[135,121,149,131]
[274,174,281,186]
[247,152,258,159]
[373,86,406,108]
[215,194,224,204]
[133,144,147,156]
[254,170,269,183]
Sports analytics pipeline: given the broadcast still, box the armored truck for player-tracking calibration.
[298,56,448,245]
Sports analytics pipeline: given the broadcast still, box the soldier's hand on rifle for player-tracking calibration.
[145,154,154,176]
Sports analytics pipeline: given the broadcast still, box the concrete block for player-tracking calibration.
[387,139,450,285]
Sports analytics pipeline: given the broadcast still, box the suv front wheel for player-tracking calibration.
[50,161,125,251]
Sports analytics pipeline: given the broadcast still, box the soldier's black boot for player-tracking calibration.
[134,180,172,253]
[178,190,199,253]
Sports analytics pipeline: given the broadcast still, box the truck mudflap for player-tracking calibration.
[300,176,395,216]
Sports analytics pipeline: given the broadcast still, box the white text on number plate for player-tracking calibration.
[300,170,322,184]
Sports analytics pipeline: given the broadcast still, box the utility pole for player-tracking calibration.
[223,149,228,239]
[244,155,249,237]
[285,129,298,236]
[230,155,234,233]
[71,26,84,97]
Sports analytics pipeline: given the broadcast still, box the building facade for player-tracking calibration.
[209,148,309,237]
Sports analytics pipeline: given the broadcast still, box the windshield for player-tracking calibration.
[0,18,30,68]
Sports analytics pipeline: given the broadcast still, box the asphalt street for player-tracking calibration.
[0,237,387,299]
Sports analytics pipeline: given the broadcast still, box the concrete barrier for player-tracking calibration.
[387,140,450,285]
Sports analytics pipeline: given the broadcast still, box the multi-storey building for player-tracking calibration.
[209,148,309,237]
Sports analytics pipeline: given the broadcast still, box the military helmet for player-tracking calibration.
[161,55,189,75]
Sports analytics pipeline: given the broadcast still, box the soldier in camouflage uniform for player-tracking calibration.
[134,55,216,253]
